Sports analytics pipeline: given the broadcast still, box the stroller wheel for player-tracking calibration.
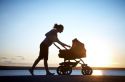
[57,66,72,75]
[81,66,93,75]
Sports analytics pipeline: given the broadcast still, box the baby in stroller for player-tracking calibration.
[55,38,93,75]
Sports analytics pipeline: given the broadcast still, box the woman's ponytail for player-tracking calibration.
[53,24,58,29]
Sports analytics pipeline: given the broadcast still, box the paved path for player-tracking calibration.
[0,75,125,82]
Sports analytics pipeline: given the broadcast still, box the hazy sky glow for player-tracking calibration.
[0,0,125,68]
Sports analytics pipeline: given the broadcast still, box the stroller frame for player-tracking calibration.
[54,43,93,75]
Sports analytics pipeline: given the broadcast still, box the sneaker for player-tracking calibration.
[29,69,34,76]
[46,72,55,75]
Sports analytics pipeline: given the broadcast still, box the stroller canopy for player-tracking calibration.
[59,38,86,59]
[70,38,86,58]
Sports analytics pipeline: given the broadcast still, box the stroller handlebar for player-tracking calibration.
[53,43,68,50]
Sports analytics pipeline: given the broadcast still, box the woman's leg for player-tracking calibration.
[32,58,41,70]
[44,59,49,73]
[29,58,41,75]
[44,59,55,75]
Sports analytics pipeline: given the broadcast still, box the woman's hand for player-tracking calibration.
[67,45,71,48]
[63,45,71,49]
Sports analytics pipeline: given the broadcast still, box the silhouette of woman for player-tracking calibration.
[29,24,70,75]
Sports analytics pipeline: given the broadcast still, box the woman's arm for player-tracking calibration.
[56,38,71,48]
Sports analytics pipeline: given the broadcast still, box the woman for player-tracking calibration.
[29,24,70,75]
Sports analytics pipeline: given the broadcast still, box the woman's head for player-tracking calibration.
[53,24,64,33]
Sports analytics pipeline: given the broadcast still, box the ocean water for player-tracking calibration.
[0,70,125,76]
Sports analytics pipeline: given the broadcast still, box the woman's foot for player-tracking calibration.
[29,68,34,76]
[46,72,55,75]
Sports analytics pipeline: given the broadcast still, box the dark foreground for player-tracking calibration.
[0,75,125,82]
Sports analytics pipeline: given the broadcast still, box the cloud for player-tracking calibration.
[0,56,25,61]
[0,56,26,66]
[0,57,8,60]
[0,60,31,66]
[15,56,25,60]
[3,60,13,64]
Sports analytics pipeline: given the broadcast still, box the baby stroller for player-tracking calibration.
[54,38,93,75]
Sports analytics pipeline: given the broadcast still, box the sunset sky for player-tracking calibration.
[0,0,125,68]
